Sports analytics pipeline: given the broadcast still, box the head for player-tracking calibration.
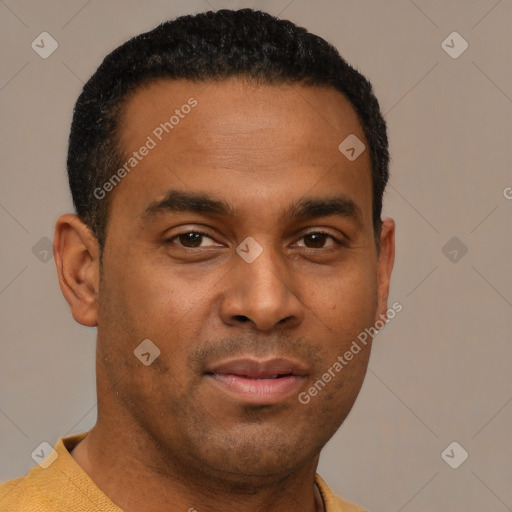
[55,8,394,488]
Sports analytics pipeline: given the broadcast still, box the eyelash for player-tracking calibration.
[164,230,347,250]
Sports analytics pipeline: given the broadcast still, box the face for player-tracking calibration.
[91,78,394,484]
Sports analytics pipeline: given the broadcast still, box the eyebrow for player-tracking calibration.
[141,189,363,226]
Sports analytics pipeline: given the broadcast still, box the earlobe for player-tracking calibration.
[375,217,396,323]
[53,214,100,327]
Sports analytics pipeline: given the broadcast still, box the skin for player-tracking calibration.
[54,77,395,512]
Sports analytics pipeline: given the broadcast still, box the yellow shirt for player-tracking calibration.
[0,433,366,512]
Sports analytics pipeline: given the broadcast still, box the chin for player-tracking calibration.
[182,424,322,486]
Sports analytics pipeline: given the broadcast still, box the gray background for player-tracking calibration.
[1,0,511,510]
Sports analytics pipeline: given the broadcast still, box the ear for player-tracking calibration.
[374,217,396,323]
[53,214,100,327]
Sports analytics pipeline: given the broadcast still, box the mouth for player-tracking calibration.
[204,357,308,405]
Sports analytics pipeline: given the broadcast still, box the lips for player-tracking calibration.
[205,357,308,404]
[208,357,308,379]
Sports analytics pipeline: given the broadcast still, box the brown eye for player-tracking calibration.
[178,233,203,247]
[167,231,218,248]
[297,232,343,249]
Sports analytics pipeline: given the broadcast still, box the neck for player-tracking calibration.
[70,422,324,512]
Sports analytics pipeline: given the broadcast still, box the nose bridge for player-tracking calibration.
[224,233,302,330]
[236,233,289,298]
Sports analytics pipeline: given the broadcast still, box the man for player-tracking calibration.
[0,8,394,512]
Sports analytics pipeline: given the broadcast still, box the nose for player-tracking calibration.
[218,242,304,331]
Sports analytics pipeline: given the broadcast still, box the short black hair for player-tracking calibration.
[67,8,389,253]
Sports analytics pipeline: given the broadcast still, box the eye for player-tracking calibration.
[165,230,346,250]
[294,231,345,249]
[166,231,220,248]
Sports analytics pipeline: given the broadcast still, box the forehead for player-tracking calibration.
[119,77,366,153]
[110,78,372,227]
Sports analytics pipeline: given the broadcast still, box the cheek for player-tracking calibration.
[309,258,378,332]
[98,258,203,377]
[101,253,179,331]
[97,267,191,397]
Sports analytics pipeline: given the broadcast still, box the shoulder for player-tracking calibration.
[0,433,92,512]
[316,473,367,512]
[0,469,68,512]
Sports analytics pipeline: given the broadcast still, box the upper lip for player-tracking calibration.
[206,357,309,378]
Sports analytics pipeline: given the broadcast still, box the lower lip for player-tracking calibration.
[207,373,305,404]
